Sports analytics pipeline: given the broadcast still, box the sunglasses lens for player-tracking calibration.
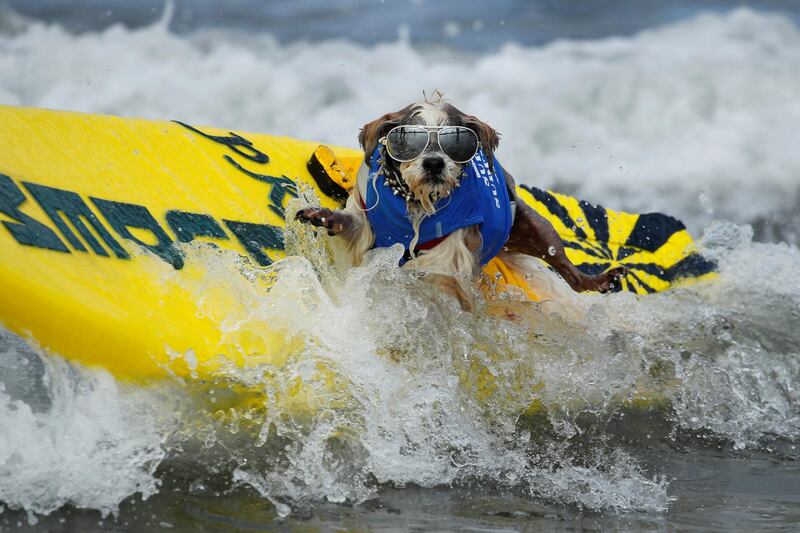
[386,126,429,161]
[438,127,479,162]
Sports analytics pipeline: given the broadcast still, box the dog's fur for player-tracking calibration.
[296,93,624,310]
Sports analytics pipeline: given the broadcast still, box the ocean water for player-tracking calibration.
[1,2,800,531]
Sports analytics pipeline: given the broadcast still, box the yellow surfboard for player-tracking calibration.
[0,105,714,387]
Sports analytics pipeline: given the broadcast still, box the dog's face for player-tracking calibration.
[358,97,499,213]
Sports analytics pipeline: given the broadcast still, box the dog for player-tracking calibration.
[296,93,624,311]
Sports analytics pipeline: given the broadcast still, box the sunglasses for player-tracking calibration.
[381,125,480,164]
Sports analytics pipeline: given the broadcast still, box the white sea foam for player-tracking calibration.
[1,7,799,235]
[160,232,673,513]
[0,216,798,517]
[0,335,168,517]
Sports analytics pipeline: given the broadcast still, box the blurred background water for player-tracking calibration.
[1,1,799,531]
[6,0,800,49]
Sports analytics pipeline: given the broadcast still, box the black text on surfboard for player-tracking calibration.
[174,121,299,219]
[0,173,285,269]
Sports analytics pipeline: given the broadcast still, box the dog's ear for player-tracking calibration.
[358,105,413,159]
[444,102,501,170]
[462,114,500,163]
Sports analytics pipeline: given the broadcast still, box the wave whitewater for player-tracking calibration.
[2,216,799,518]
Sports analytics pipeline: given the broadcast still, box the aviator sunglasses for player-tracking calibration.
[381,125,480,164]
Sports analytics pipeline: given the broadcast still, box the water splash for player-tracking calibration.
[0,335,169,517]
[1,217,798,517]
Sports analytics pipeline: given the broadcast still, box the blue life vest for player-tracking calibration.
[364,148,513,265]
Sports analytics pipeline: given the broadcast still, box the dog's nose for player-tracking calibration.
[422,156,445,174]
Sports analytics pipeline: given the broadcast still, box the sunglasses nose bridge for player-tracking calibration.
[429,130,446,153]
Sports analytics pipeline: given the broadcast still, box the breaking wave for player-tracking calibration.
[2,215,799,518]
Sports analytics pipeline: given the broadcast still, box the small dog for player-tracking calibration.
[296,93,623,310]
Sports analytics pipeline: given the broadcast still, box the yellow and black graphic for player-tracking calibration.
[517,186,716,294]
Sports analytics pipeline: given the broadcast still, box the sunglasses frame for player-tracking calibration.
[381,125,481,164]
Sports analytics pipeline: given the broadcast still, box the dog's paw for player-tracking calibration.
[596,266,627,293]
[580,266,627,293]
[294,207,349,236]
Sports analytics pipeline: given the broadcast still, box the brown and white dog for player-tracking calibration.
[296,93,623,310]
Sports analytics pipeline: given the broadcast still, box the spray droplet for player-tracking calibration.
[275,501,291,518]
[548,246,557,256]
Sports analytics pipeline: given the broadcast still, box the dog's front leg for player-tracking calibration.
[505,201,625,293]
[295,194,375,265]
[295,207,355,237]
